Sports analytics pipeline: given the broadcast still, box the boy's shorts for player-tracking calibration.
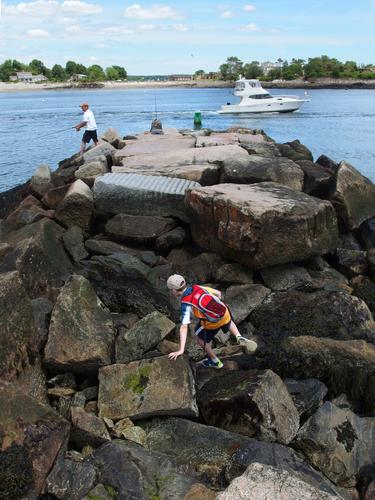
[194,320,231,343]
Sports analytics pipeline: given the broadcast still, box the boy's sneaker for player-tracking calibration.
[236,336,258,353]
[201,358,223,369]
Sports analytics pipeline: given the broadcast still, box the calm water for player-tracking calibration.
[0,87,374,192]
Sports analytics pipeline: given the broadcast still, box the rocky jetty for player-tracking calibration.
[1,125,375,499]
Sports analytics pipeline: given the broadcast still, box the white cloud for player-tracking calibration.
[89,55,97,61]
[57,16,77,24]
[99,26,134,35]
[124,4,179,20]
[27,28,50,36]
[65,24,81,32]
[137,23,157,31]
[4,0,58,16]
[221,10,234,18]
[244,4,256,12]
[173,23,188,31]
[242,22,260,31]
[61,1,102,14]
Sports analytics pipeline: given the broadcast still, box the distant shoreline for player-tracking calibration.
[1,78,375,93]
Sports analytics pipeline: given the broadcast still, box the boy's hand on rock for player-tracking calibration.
[168,350,183,360]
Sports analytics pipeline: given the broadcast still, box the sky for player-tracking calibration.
[0,0,375,74]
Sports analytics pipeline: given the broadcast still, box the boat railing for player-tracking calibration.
[273,94,309,100]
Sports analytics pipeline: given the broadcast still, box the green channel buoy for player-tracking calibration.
[194,111,202,128]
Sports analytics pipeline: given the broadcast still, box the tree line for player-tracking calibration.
[0,59,127,82]
[195,55,375,81]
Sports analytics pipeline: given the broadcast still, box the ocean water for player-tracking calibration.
[0,87,374,192]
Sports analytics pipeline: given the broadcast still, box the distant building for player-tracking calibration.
[260,61,283,75]
[68,73,87,82]
[10,72,48,83]
[169,74,193,81]
[206,71,220,80]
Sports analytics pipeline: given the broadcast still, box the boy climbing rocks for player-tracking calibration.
[166,274,257,368]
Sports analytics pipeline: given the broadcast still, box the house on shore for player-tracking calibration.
[169,74,193,81]
[10,72,48,83]
[68,74,87,82]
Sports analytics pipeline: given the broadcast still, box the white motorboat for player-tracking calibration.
[218,77,309,114]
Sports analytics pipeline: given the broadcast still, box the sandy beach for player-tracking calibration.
[0,79,232,93]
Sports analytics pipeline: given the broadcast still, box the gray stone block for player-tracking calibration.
[94,173,200,222]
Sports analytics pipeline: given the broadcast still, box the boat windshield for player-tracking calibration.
[249,94,273,99]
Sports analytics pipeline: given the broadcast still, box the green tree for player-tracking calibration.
[267,67,283,80]
[65,60,78,76]
[194,69,206,79]
[86,64,106,81]
[29,59,48,75]
[219,56,243,80]
[112,65,127,79]
[243,61,263,79]
[106,66,120,80]
[282,59,304,80]
[0,59,25,81]
[51,64,67,81]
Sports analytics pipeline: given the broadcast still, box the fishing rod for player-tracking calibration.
[35,126,75,139]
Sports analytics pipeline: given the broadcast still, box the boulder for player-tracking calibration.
[195,133,239,147]
[0,219,15,240]
[215,263,253,284]
[17,357,49,405]
[113,134,196,161]
[171,251,225,285]
[224,284,270,323]
[44,275,114,375]
[142,417,345,495]
[296,160,335,198]
[295,402,375,487]
[62,225,88,262]
[116,311,175,363]
[277,140,314,162]
[105,213,177,245]
[101,127,122,147]
[284,378,328,421]
[307,257,349,290]
[221,156,304,191]
[250,289,375,353]
[98,356,198,420]
[240,141,281,158]
[0,180,29,219]
[30,164,54,197]
[359,217,375,249]
[41,184,70,209]
[82,142,115,165]
[328,161,375,230]
[45,454,97,499]
[70,407,111,448]
[86,440,202,499]
[336,248,368,277]
[351,275,375,315]
[0,381,70,496]
[316,154,339,174]
[85,238,139,256]
[82,253,171,316]
[217,462,340,500]
[273,336,375,416]
[260,264,313,291]
[31,297,53,348]
[94,173,200,222]
[55,179,93,230]
[6,195,54,228]
[155,226,186,255]
[120,143,247,165]
[186,182,338,269]
[75,160,108,180]
[198,369,300,444]
[1,218,73,300]
[112,163,221,186]
[0,271,39,381]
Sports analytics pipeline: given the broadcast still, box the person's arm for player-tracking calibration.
[168,324,188,360]
[75,120,87,131]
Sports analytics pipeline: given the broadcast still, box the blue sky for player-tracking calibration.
[0,0,375,74]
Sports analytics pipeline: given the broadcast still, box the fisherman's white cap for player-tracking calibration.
[167,274,186,290]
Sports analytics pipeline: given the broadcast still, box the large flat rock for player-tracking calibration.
[186,182,339,269]
[94,173,200,222]
[118,144,250,169]
[112,163,220,185]
[114,135,196,162]
[98,356,198,420]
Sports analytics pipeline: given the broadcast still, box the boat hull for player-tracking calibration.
[218,99,306,114]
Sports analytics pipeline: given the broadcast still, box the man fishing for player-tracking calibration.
[75,102,98,154]
[166,274,258,368]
